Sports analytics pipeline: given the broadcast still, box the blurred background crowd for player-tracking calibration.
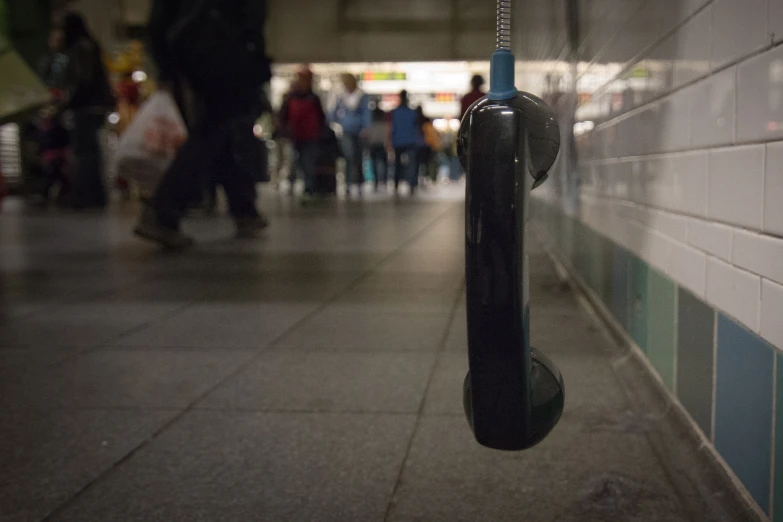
[0,0,493,248]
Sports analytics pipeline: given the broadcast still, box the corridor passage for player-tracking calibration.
[0,188,758,521]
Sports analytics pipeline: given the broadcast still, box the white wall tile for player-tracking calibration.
[673,7,712,87]
[707,145,765,230]
[611,212,635,251]
[609,160,629,199]
[688,218,733,260]
[770,0,783,43]
[765,142,783,236]
[643,36,676,102]
[660,91,691,152]
[642,230,673,274]
[671,152,709,216]
[626,159,646,203]
[761,279,783,348]
[615,200,638,221]
[626,220,648,258]
[706,257,761,331]
[669,240,707,297]
[650,210,688,242]
[711,0,768,69]
[733,230,783,285]
[646,156,676,209]
[736,45,783,143]
[690,67,736,148]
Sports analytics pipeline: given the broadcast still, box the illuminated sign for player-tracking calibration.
[362,72,406,81]
[628,67,648,79]
[433,93,457,102]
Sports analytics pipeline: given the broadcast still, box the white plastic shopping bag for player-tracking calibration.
[116,91,186,195]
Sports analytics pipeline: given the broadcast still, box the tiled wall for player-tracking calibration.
[534,201,779,517]
[564,0,783,348]
[527,0,783,518]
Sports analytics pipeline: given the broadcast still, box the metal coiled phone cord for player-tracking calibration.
[496,0,512,51]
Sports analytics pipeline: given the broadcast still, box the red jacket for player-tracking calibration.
[460,89,485,118]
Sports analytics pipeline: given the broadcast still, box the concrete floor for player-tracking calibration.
[0,186,759,521]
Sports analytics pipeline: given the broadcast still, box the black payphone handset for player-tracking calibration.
[458,0,565,451]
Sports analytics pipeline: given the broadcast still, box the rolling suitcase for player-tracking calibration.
[314,126,340,195]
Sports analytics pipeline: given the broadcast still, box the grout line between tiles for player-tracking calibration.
[40,202,463,522]
[711,310,718,443]
[381,276,466,522]
[770,353,777,518]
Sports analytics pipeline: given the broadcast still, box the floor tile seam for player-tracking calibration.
[86,345,446,354]
[0,405,423,416]
[39,405,184,521]
[93,345,268,351]
[0,406,184,413]
[190,406,424,416]
[263,205,462,352]
[0,347,100,371]
[0,287,116,323]
[381,276,466,522]
[0,270,170,325]
[57,300,205,364]
[40,200,462,520]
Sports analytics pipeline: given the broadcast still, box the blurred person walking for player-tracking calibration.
[34,25,71,206]
[389,90,419,196]
[279,68,325,201]
[460,74,486,118]
[59,13,116,209]
[329,74,369,197]
[415,107,441,187]
[366,107,389,192]
[135,0,272,248]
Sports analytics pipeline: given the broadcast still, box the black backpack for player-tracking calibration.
[167,0,271,100]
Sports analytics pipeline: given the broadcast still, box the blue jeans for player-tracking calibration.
[370,145,387,188]
[341,133,364,187]
[293,141,317,194]
[394,146,417,190]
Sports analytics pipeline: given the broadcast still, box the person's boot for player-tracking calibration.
[134,206,194,250]
[235,213,270,239]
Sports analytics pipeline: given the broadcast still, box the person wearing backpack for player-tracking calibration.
[279,67,325,201]
[389,90,420,196]
[135,0,272,249]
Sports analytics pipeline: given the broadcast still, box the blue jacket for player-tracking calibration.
[391,105,418,148]
[330,92,370,136]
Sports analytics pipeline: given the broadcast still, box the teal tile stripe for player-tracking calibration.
[532,199,777,516]
[715,314,774,514]
[676,288,715,439]
[775,353,783,521]
[647,270,676,391]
